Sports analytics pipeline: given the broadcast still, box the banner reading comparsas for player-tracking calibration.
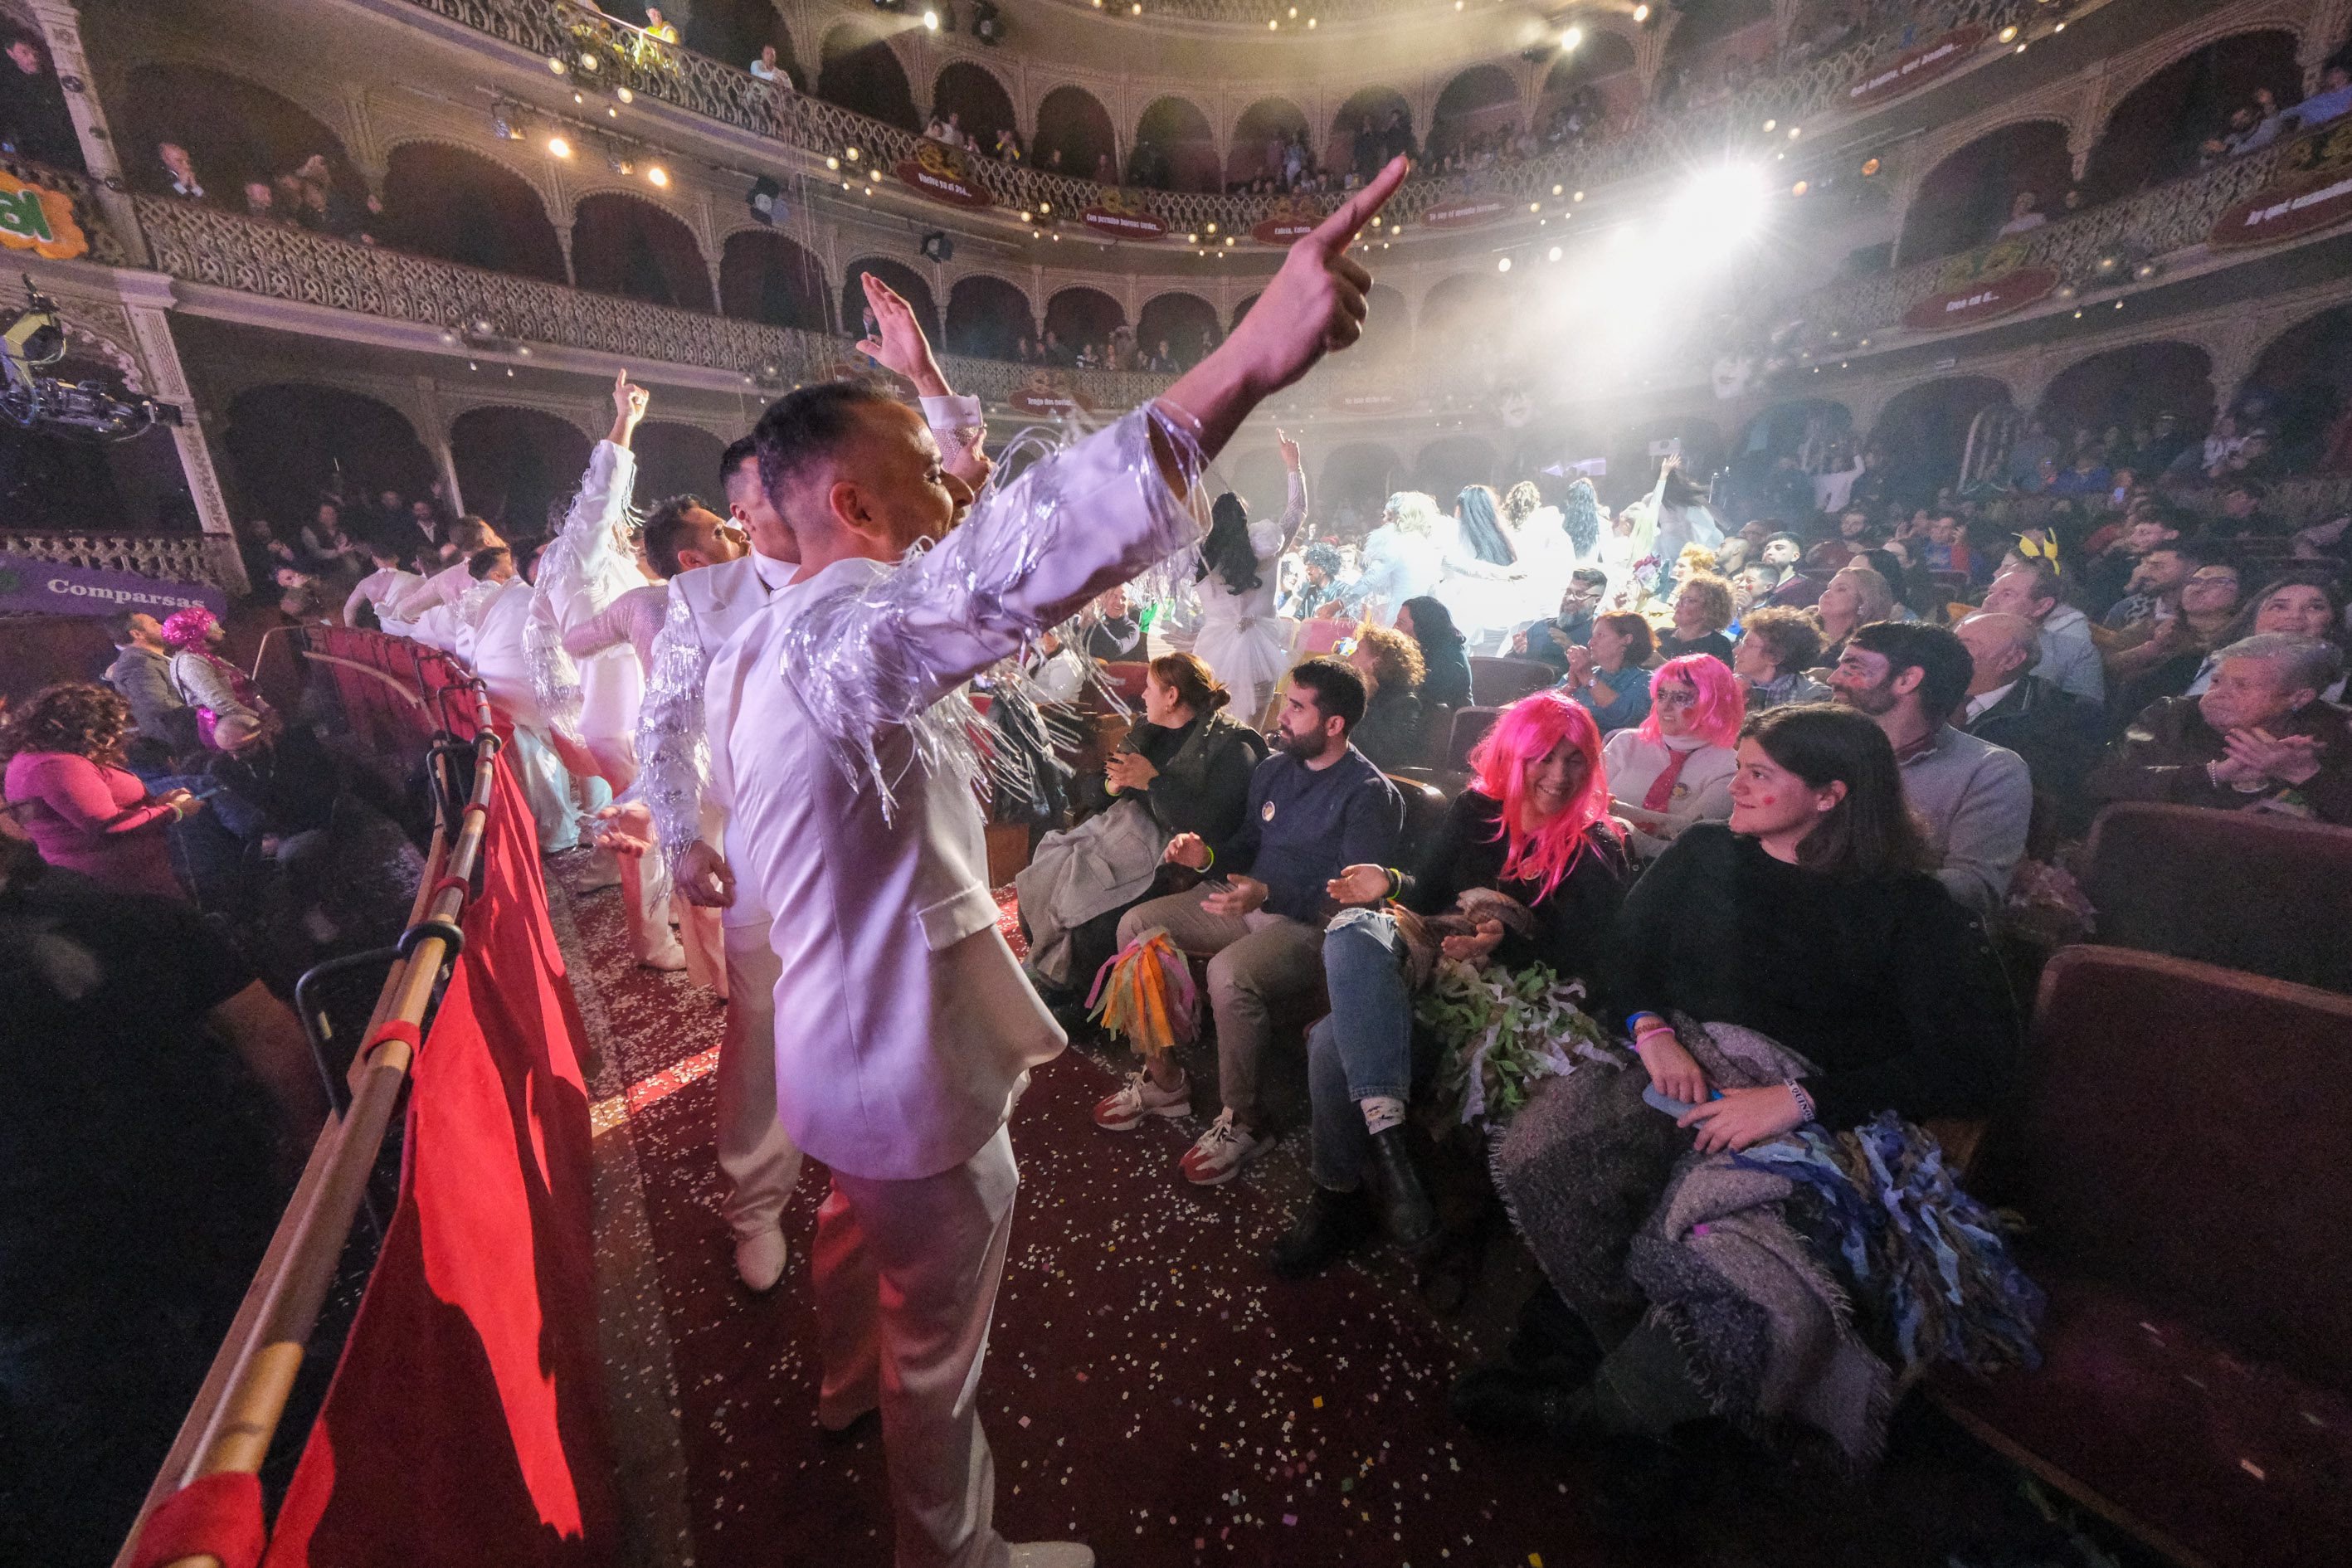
[0,553,229,618]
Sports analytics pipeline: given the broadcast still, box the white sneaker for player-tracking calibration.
[734,1225,786,1293]
[637,938,689,972]
[1093,1068,1190,1131]
[1008,1546,1093,1568]
[1180,1108,1268,1186]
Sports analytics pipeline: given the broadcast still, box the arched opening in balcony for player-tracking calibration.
[1869,378,2012,505]
[1043,287,1125,359]
[1609,416,1725,510]
[819,22,920,133]
[1134,97,1218,194]
[1720,399,1851,524]
[680,0,804,87]
[932,61,1015,155]
[841,258,940,344]
[721,231,830,332]
[1429,65,1521,168]
[1415,435,1498,505]
[1328,88,1414,183]
[222,384,435,547]
[1897,121,2072,267]
[0,352,194,534]
[1035,85,1119,184]
[946,275,1035,361]
[118,63,368,217]
[1418,271,1506,359]
[1539,30,1637,149]
[450,405,592,536]
[1136,292,1219,367]
[1318,441,1407,531]
[1653,0,1775,111]
[572,192,714,311]
[2080,31,2306,203]
[1228,97,1310,191]
[2245,305,2352,471]
[631,421,728,509]
[2038,345,2215,465]
[378,143,567,284]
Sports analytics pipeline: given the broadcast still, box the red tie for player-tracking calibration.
[1643,745,1693,812]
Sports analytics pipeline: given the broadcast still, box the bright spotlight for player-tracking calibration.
[1497,256,1511,272]
[1561,27,1581,50]
[548,135,572,158]
[1547,246,1561,261]
[924,8,939,27]
[648,165,669,187]
[1632,2,1649,18]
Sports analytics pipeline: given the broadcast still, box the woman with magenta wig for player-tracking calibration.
[1268,691,1633,1279]
[1600,652,1745,861]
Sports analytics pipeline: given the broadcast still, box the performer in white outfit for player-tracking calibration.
[709,165,1409,1568]
[1188,430,1306,723]
[343,545,422,635]
[1340,489,1444,626]
[1433,484,1530,649]
[457,549,590,852]
[625,312,994,1294]
[1498,480,1575,628]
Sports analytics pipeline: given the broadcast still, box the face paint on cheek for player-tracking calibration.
[1760,796,1777,808]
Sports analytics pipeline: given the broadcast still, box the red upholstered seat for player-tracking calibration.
[2079,803,2352,994]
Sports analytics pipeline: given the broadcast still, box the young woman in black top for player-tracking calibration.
[1270,690,1631,1276]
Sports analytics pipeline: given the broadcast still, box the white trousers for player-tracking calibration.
[717,918,802,1239]
[814,1127,1019,1568]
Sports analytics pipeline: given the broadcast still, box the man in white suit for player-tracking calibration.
[621,332,991,1293]
[707,159,1410,1568]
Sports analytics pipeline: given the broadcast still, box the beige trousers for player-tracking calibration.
[1117,887,1327,1128]
[716,917,803,1239]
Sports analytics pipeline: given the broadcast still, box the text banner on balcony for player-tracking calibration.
[1902,243,2057,332]
[259,755,616,1568]
[1848,25,1990,110]
[0,553,227,617]
[1081,192,1168,241]
[2210,129,2352,249]
[1419,195,1510,231]
[894,139,991,209]
[1253,194,1326,246]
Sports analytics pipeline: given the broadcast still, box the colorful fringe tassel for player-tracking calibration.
[1087,928,1198,1064]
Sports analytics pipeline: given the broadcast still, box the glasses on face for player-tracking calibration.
[2188,572,2240,589]
[1655,687,1699,709]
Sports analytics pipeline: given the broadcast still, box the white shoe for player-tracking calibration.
[1180,1108,1269,1186]
[1093,1068,1190,1131]
[1007,1546,1093,1568]
[637,939,689,972]
[733,1225,786,1292]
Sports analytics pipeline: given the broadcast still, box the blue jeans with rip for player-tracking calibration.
[1308,909,1416,1191]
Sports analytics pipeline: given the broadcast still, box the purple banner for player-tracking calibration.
[0,552,229,619]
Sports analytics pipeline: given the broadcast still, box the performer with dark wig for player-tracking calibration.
[1191,428,1307,723]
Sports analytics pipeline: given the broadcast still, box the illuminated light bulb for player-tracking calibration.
[1269,18,1278,27]
[924,9,939,28]
[1529,201,1540,212]
[2015,42,2027,52]
[846,147,859,160]
[1787,126,1800,139]
[574,92,584,104]
[1553,183,1563,195]
[1547,246,1561,261]
[1205,221,1215,232]
[1562,26,1581,49]
[2054,21,2065,31]
[1633,2,1649,18]
[1999,24,2017,41]
[1187,232,1197,241]
[826,156,839,169]
[1791,179,1807,196]
[548,56,567,75]
[616,87,633,103]
[1132,2,1141,12]
[1497,256,1510,271]
[1573,190,1584,201]
[1307,17,1316,26]
[607,105,619,118]
[1763,119,1775,132]
[647,165,668,186]
[548,135,572,157]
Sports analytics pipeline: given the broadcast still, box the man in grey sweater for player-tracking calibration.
[1829,621,2032,918]
[102,611,192,750]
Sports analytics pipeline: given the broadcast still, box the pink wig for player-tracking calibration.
[158,605,220,650]
[1466,689,1613,899]
[1637,653,1745,750]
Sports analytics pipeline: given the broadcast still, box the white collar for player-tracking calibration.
[1966,680,2018,720]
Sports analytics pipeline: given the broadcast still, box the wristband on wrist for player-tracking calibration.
[1384,867,1403,899]
[1785,1080,1817,1124]
[1200,844,1214,870]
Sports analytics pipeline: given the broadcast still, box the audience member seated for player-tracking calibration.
[1953,611,2096,840]
[1601,654,1744,863]
[1455,706,2019,1456]
[2097,537,2189,632]
[1559,611,1655,733]
[2180,570,2349,703]
[1810,564,1895,669]
[2087,634,2350,825]
[1829,621,2032,918]
[1398,596,1473,712]
[102,610,197,753]
[1269,694,1632,1278]
[159,605,274,748]
[1656,572,1736,666]
[2102,545,2247,722]
[1980,561,2105,706]
[2,683,203,901]
[1107,659,1404,1186]
[2082,509,2185,611]
[1731,605,1829,709]
[1345,622,1428,770]
[1081,582,1146,661]
[1020,653,1266,1006]
[1510,568,1609,674]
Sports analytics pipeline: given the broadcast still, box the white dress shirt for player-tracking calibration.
[344,566,422,636]
[564,581,670,674]
[704,405,1196,1180]
[528,439,645,742]
[1963,680,2018,725]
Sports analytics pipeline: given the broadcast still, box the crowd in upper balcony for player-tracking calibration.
[0,32,82,173]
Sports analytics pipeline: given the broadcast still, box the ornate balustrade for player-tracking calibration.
[398,0,2036,243]
[0,149,132,267]
[2,528,245,591]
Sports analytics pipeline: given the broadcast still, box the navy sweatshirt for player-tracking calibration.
[1221,746,1404,922]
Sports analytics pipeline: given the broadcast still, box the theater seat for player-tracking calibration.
[1443,706,1500,774]
[1385,773,1449,867]
[1098,660,1151,701]
[2078,802,2352,993]
[1468,656,1556,708]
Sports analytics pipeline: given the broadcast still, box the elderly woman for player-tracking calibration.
[1561,610,1656,733]
[2184,570,2348,703]
[1456,706,2021,1457]
[1656,571,1735,665]
[1812,563,1895,668]
[2,683,203,899]
[1271,692,1632,1275]
[1601,654,1745,861]
[1734,604,1830,709]
[1346,622,1428,769]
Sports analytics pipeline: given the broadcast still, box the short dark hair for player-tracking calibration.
[104,610,140,645]
[1569,567,1610,592]
[1740,705,1931,883]
[721,433,758,486]
[753,381,898,504]
[1765,531,1803,553]
[1594,610,1654,665]
[467,546,512,580]
[1740,605,1823,674]
[1846,620,1974,718]
[1288,655,1367,732]
[643,494,712,579]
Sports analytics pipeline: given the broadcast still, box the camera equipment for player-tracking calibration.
[0,277,179,439]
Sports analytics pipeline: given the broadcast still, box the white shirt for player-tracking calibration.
[705,405,1197,1180]
[563,581,670,674]
[1964,681,2018,724]
[1600,730,1736,859]
[529,439,645,741]
[344,566,422,636]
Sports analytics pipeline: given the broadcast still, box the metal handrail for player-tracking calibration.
[118,655,501,1568]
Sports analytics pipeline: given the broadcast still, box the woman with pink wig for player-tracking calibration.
[1600,653,1743,860]
[1268,690,1631,1279]
[158,606,271,748]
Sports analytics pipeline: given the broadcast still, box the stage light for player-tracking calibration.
[1633,2,1649,18]
[1999,24,2017,41]
[1763,119,1775,132]
[1497,256,1511,271]
[647,165,668,187]
[1547,246,1561,261]
[924,9,939,27]
[1561,27,1581,50]
[548,135,572,158]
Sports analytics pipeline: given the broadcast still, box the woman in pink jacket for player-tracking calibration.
[2,683,202,899]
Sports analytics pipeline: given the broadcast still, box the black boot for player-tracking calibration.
[1448,1364,1587,1442]
[1269,1185,1378,1279]
[1508,1283,1606,1388]
[1365,1124,1439,1258]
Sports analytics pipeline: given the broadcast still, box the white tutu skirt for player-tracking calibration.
[1192,615,1292,723]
